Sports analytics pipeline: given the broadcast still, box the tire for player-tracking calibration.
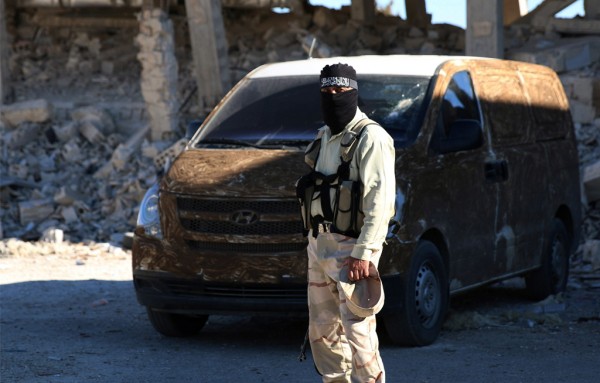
[146,308,208,337]
[525,219,570,301]
[383,240,449,346]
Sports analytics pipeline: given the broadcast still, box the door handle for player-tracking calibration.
[485,160,508,183]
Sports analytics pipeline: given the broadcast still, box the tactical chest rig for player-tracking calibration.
[296,118,378,238]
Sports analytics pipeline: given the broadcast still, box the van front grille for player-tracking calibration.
[177,198,299,214]
[176,197,304,236]
[180,218,302,235]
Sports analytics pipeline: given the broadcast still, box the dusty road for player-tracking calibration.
[1,241,599,383]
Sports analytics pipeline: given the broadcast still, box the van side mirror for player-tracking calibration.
[437,119,483,154]
[186,119,204,140]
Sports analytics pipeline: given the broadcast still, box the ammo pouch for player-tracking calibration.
[296,118,376,238]
[333,179,364,238]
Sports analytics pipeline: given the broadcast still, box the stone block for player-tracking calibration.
[548,18,600,35]
[54,186,83,206]
[52,121,78,143]
[19,198,55,226]
[0,99,52,127]
[78,120,106,144]
[60,206,79,224]
[6,123,41,149]
[569,100,597,124]
[41,228,64,244]
[61,140,83,162]
[583,159,600,203]
[560,75,600,106]
[71,106,116,136]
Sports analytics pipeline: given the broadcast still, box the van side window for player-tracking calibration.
[430,71,483,154]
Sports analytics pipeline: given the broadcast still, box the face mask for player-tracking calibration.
[321,89,358,135]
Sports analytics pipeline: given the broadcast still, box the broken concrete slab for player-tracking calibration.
[560,75,600,106]
[54,186,84,206]
[507,36,600,73]
[0,99,52,127]
[18,198,54,226]
[5,122,41,149]
[71,106,116,138]
[569,100,597,124]
[548,18,600,35]
[60,205,79,224]
[40,227,64,244]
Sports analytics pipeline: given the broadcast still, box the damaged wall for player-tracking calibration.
[0,4,598,271]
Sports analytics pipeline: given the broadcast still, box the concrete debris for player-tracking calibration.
[530,294,566,314]
[507,36,600,74]
[443,310,500,331]
[581,240,600,270]
[40,228,64,244]
[18,198,54,226]
[0,99,52,127]
[71,106,116,145]
[4,122,42,149]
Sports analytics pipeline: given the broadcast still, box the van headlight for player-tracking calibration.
[137,183,163,239]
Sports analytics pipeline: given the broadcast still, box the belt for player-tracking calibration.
[316,222,358,238]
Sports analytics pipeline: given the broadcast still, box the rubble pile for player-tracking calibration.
[0,5,599,269]
[0,102,177,242]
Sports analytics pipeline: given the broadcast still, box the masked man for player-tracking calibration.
[299,63,396,383]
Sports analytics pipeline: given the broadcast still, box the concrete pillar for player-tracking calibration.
[504,0,528,25]
[185,0,231,111]
[0,0,10,105]
[351,0,376,26]
[584,0,600,19]
[466,0,504,58]
[405,0,428,28]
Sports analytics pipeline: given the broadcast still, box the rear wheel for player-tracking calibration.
[525,219,570,300]
[383,240,449,346]
[146,308,208,337]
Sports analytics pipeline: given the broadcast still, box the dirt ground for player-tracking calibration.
[1,241,599,383]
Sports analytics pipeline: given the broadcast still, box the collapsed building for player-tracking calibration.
[0,0,598,274]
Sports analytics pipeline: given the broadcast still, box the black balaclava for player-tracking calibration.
[320,63,359,136]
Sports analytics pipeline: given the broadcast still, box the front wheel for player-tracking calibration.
[383,240,449,346]
[525,219,570,301]
[146,308,208,337]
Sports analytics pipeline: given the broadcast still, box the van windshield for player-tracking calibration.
[192,75,431,148]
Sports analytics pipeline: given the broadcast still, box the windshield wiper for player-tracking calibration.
[258,139,312,148]
[196,138,261,148]
[197,138,311,149]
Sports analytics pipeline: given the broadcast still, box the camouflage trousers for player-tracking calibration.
[307,231,385,383]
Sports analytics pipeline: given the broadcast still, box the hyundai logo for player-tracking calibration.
[231,210,259,225]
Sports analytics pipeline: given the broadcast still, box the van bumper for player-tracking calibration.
[132,229,403,316]
[134,269,404,316]
[133,269,308,315]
